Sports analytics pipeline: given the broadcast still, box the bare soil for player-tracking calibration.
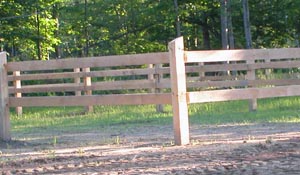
[1,123,300,175]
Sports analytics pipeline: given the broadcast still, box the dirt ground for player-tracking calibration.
[0,122,300,175]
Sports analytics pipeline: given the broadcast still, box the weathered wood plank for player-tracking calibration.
[7,52,169,72]
[188,75,246,81]
[169,37,190,145]
[246,59,257,111]
[154,64,164,112]
[186,60,300,73]
[13,71,22,115]
[7,68,157,81]
[187,79,300,89]
[83,67,93,112]
[185,48,300,63]
[9,93,172,107]
[187,85,300,103]
[9,83,84,94]
[8,80,157,94]
[0,52,11,141]
[74,68,81,96]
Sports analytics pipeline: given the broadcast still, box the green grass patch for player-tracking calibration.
[189,97,300,124]
[11,105,173,134]
[10,97,300,134]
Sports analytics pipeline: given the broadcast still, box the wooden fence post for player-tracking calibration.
[74,68,81,96]
[198,62,205,79]
[247,60,257,111]
[169,37,190,145]
[155,64,164,112]
[154,64,164,112]
[83,67,93,113]
[149,64,164,112]
[13,71,22,115]
[265,58,271,76]
[0,52,11,141]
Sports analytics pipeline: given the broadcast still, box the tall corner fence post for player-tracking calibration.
[168,37,190,145]
[0,52,11,141]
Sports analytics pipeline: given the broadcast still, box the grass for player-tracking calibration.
[10,96,300,134]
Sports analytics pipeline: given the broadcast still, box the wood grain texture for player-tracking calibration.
[0,52,11,140]
[187,85,300,103]
[185,48,300,63]
[169,37,190,146]
[9,93,172,107]
[7,52,169,72]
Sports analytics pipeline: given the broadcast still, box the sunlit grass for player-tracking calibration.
[10,97,300,134]
[189,97,300,124]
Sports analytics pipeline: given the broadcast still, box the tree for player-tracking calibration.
[180,1,220,50]
[220,0,228,49]
[0,0,61,60]
[174,0,181,37]
[2,0,300,60]
[242,0,252,49]
[220,0,235,50]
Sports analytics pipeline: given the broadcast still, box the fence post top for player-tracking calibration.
[0,52,7,65]
[0,52,7,58]
[169,36,183,44]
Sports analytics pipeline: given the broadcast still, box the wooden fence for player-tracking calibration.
[1,37,300,145]
[0,52,172,141]
[169,37,300,145]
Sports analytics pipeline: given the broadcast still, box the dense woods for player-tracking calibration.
[1,0,300,61]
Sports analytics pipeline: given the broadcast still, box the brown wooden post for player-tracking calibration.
[247,59,257,111]
[83,67,93,113]
[169,37,190,145]
[13,71,22,115]
[154,64,164,112]
[0,52,11,141]
[265,58,271,77]
[74,68,81,96]
[198,62,205,79]
[149,64,164,112]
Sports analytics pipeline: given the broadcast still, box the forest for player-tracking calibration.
[1,0,300,61]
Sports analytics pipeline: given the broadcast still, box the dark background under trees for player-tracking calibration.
[1,0,300,61]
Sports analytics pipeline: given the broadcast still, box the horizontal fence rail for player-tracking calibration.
[6,52,169,71]
[185,48,300,62]
[9,94,172,107]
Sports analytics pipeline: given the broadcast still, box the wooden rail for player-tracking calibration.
[1,37,300,145]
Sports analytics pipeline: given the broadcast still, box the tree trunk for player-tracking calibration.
[227,0,235,49]
[202,16,211,50]
[36,7,42,60]
[174,0,181,37]
[242,0,252,49]
[220,0,228,49]
[84,0,89,57]
[53,3,61,59]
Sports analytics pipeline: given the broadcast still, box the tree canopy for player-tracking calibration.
[1,0,299,60]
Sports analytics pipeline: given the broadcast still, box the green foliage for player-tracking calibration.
[249,0,300,48]
[0,0,62,60]
[1,0,300,60]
